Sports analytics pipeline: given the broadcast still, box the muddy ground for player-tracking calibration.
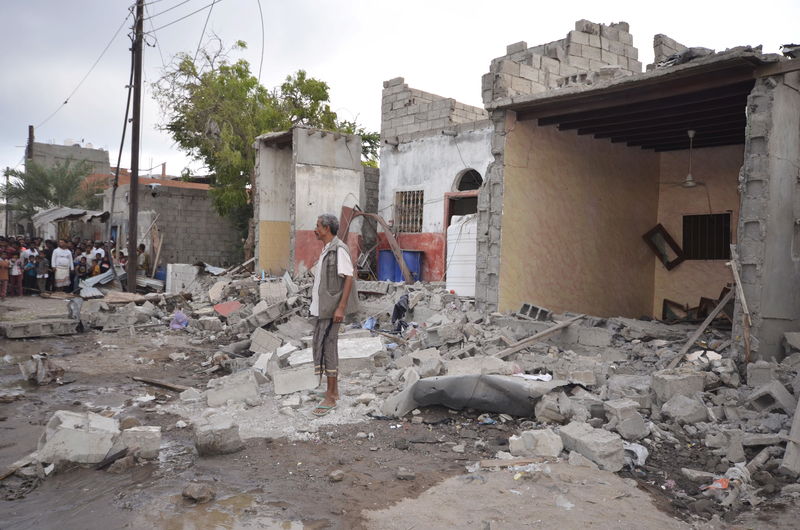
[1,297,799,529]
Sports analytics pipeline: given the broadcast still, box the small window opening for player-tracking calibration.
[395,190,424,233]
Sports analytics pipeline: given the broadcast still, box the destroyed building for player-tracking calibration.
[378,80,494,287]
[254,126,375,275]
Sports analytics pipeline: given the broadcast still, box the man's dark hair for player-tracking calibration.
[318,214,339,236]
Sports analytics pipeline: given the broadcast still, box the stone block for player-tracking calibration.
[568,30,589,45]
[110,426,162,459]
[559,421,624,472]
[208,280,230,304]
[3,319,79,339]
[259,281,287,305]
[748,381,796,414]
[607,374,652,409]
[37,411,119,465]
[356,280,391,294]
[535,393,566,424]
[747,360,776,388]
[661,395,708,424]
[273,365,318,395]
[250,327,282,354]
[396,348,443,378]
[779,404,800,476]
[424,323,463,347]
[194,417,244,456]
[509,428,563,458]
[506,41,528,55]
[206,370,260,407]
[287,337,384,374]
[705,429,745,462]
[603,398,649,441]
[652,369,705,404]
[444,356,516,376]
[568,450,598,469]
[577,327,613,347]
[198,316,224,332]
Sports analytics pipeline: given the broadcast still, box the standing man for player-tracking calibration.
[136,244,151,275]
[51,239,74,292]
[309,213,359,416]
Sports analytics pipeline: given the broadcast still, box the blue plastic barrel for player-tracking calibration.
[401,251,423,282]
[378,250,396,281]
[154,267,166,281]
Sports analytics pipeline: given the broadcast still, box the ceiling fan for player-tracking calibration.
[661,130,706,188]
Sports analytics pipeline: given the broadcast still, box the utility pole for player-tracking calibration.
[126,0,144,292]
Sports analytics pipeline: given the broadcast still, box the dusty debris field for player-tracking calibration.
[1,285,800,529]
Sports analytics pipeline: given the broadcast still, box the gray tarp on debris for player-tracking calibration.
[382,374,568,418]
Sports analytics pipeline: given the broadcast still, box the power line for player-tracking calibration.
[145,0,196,19]
[256,0,265,84]
[35,6,135,129]
[145,0,223,34]
[144,1,167,68]
[193,0,218,63]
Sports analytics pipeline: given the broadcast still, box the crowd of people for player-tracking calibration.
[0,235,148,298]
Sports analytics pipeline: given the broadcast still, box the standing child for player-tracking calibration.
[0,253,9,299]
[76,257,89,281]
[23,258,37,295]
[9,252,22,296]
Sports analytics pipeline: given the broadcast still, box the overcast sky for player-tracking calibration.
[1,0,797,178]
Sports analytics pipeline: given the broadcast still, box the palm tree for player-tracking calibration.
[2,159,102,220]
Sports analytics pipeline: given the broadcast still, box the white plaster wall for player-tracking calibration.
[255,143,293,223]
[378,126,493,232]
[294,165,364,231]
[294,128,362,170]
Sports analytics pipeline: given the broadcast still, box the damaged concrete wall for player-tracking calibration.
[254,127,364,276]
[379,78,492,281]
[497,119,659,317]
[737,71,800,359]
[653,145,743,315]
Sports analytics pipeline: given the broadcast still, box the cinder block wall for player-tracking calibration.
[381,77,488,140]
[482,20,641,105]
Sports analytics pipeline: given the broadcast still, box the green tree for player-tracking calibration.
[2,159,101,220]
[153,39,378,235]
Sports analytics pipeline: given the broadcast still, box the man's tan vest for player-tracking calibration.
[317,237,360,319]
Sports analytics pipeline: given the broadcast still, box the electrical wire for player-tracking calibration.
[145,0,196,19]
[144,2,167,68]
[193,0,217,63]
[35,5,135,129]
[256,0,265,84]
[145,0,223,34]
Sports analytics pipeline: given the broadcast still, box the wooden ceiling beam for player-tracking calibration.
[605,118,745,143]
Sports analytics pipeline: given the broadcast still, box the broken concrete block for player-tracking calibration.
[661,395,708,424]
[577,327,613,348]
[287,337,384,374]
[742,432,785,446]
[250,327,282,354]
[206,370,260,407]
[245,301,286,328]
[681,468,716,483]
[747,361,776,388]
[535,393,566,424]
[37,411,120,465]
[424,323,463,347]
[357,280,390,294]
[208,280,230,304]
[395,348,444,378]
[109,426,162,459]
[381,384,417,418]
[779,399,800,476]
[603,398,649,441]
[705,429,745,462]
[444,356,517,377]
[559,421,624,472]
[19,354,65,385]
[180,387,204,402]
[3,319,78,339]
[652,369,705,404]
[606,374,652,409]
[568,450,598,469]
[509,428,563,458]
[198,316,224,332]
[260,280,288,304]
[193,417,244,456]
[402,367,420,388]
[748,381,796,414]
[273,365,318,395]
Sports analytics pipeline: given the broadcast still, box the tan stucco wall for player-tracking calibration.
[499,122,660,317]
[652,145,742,316]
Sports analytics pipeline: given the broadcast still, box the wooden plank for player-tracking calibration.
[480,457,541,468]
[225,257,256,275]
[493,315,585,360]
[131,376,189,393]
[150,237,164,278]
[0,453,38,481]
[668,289,735,369]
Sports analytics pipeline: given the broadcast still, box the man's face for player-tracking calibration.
[58,240,66,249]
[314,219,329,241]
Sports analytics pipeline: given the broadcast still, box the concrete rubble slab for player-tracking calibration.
[606,374,652,409]
[661,395,708,424]
[444,356,518,377]
[705,429,746,462]
[652,369,705,404]
[260,281,288,305]
[288,337,384,374]
[214,300,242,318]
[357,280,391,294]
[109,426,162,459]
[746,360,776,388]
[194,417,244,456]
[779,397,800,476]
[206,370,261,407]
[198,316,224,332]
[37,411,120,465]
[395,348,444,378]
[747,381,796,414]
[245,301,287,329]
[509,428,563,457]
[603,398,649,441]
[2,319,79,339]
[180,387,204,402]
[250,328,283,354]
[208,280,231,304]
[273,364,319,395]
[558,421,624,472]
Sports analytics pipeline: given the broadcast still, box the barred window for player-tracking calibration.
[683,213,731,260]
[395,190,424,233]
